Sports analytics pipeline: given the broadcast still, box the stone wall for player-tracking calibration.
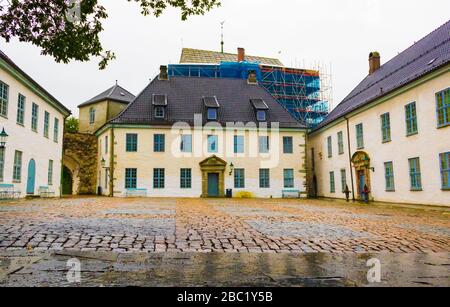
[63,133,98,195]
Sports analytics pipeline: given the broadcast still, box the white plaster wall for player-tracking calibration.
[0,67,65,197]
[308,70,450,206]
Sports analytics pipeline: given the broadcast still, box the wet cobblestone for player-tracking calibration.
[0,197,448,254]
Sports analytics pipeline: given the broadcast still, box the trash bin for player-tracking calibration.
[97,186,103,196]
[226,189,233,198]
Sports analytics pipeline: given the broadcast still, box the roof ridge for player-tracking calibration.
[341,36,450,104]
[181,47,281,61]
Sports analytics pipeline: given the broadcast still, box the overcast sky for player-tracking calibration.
[1,0,449,116]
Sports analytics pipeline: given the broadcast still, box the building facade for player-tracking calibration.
[0,50,71,197]
[307,21,450,207]
[96,69,307,198]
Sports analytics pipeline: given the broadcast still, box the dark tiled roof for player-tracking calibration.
[0,50,71,116]
[110,76,305,129]
[314,20,450,131]
[79,84,135,107]
[180,48,284,66]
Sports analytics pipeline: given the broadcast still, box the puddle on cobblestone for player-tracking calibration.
[215,206,294,217]
[246,220,372,239]
[102,209,175,216]
[398,224,450,237]
[31,218,176,236]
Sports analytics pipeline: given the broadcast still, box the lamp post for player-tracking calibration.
[0,128,8,149]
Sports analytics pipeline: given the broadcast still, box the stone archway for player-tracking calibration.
[63,155,81,195]
[62,166,73,195]
[199,155,227,198]
[351,151,372,200]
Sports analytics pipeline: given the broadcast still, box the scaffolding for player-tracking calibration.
[168,61,331,128]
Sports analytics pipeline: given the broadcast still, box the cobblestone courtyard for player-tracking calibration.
[0,197,449,254]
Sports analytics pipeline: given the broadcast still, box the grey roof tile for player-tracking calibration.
[79,84,135,107]
[315,20,450,131]
[110,76,305,129]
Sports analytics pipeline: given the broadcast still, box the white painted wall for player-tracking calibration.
[308,69,450,206]
[98,127,307,198]
[0,66,66,197]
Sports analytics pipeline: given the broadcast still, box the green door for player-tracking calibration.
[207,173,219,197]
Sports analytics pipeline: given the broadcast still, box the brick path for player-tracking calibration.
[0,197,448,254]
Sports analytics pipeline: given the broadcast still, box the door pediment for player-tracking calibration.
[199,155,227,169]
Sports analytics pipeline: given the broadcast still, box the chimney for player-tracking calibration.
[369,52,381,75]
[159,65,168,80]
[247,70,257,84]
[237,47,245,62]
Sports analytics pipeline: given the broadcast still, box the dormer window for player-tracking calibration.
[256,110,266,121]
[207,108,217,120]
[155,106,165,119]
[203,96,220,121]
[152,94,167,119]
[250,99,269,122]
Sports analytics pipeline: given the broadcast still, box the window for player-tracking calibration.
[48,160,53,186]
[154,134,165,152]
[234,135,244,154]
[207,108,217,120]
[384,162,395,191]
[126,133,138,152]
[181,135,192,153]
[16,94,25,125]
[154,106,165,119]
[207,135,218,153]
[405,102,418,135]
[327,136,332,158]
[436,88,450,127]
[256,110,267,122]
[340,169,347,192]
[284,169,294,188]
[53,118,59,142]
[356,123,364,149]
[0,81,9,117]
[44,111,50,138]
[125,168,137,189]
[259,169,270,188]
[0,148,4,182]
[234,169,245,188]
[408,158,422,190]
[259,136,269,153]
[329,171,335,193]
[13,150,22,182]
[105,136,108,154]
[283,137,293,154]
[89,107,96,124]
[381,113,391,143]
[440,152,450,190]
[153,168,165,189]
[31,103,39,132]
[337,131,344,155]
[180,168,192,189]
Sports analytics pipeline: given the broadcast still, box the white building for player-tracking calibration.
[0,50,71,197]
[307,21,450,207]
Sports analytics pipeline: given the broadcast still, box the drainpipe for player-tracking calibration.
[109,127,115,197]
[60,114,70,198]
[345,117,355,201]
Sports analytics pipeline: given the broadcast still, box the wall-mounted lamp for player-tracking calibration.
[0,128,8,149]
[229,162,234,176]
[370,167,375,172]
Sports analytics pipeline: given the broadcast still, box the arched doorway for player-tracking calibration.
[62,155,81,195]
[26,159,36,195]
[62,166,73,195]
[351,151,372,200]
